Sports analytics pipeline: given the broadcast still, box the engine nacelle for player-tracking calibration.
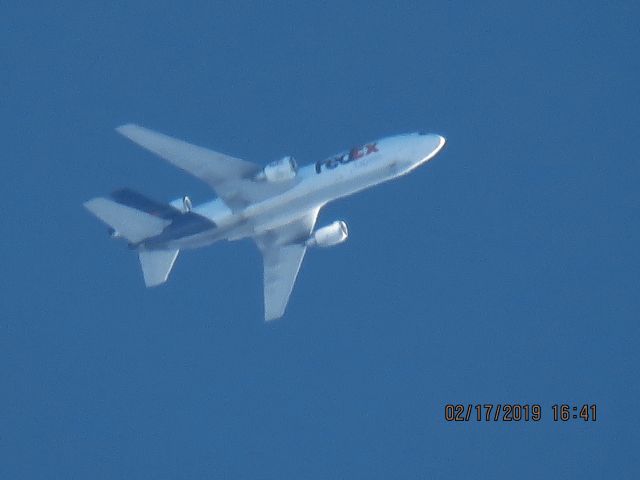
[262,156,298,182]
[169,195,192,213]
[307,221,348,248]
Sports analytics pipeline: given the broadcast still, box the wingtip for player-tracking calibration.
[83,197,103,213]
[264,311,284,322]
[115,123,137,135]
[264,300,287,321]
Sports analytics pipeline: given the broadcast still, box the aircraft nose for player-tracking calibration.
[419,133,446,162]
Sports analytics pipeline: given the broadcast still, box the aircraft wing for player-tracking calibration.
[116,124,279,210]
[254,208,320,321]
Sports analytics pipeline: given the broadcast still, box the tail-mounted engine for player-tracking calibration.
[306,221,348,248]
[258,156,298,182]
[170,195,192,212]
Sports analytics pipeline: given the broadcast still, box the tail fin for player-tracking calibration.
[138,249,179,286]
[84,197,170,243]
[84,197,180,287]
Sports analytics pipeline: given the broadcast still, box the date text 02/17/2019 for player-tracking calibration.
[444,404,597,422]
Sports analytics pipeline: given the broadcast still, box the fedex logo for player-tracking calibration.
[315,143,379,173]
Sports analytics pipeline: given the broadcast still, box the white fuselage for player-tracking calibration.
[160,132,446,249]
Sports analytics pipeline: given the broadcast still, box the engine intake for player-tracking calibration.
[307,221,348,248]
[261,156,298,182]
[169,195,192,212]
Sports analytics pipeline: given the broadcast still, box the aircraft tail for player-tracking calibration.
[84,197,170,244]
[84,197,180,286]
[138,249,180,287]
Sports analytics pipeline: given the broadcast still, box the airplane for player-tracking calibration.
[84,125,446,320]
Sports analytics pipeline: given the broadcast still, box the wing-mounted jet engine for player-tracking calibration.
[256,156,298,182]
[306,221,348,248]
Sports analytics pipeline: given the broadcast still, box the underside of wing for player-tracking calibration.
[255,208,320,321]
[116,124,291,209]
[261,244,307,321]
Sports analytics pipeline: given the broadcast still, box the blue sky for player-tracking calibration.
[2,1,639,478]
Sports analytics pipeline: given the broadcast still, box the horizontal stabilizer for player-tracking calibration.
[138,249,179,287]
[111,188,181,219]
[84,197,170,243]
